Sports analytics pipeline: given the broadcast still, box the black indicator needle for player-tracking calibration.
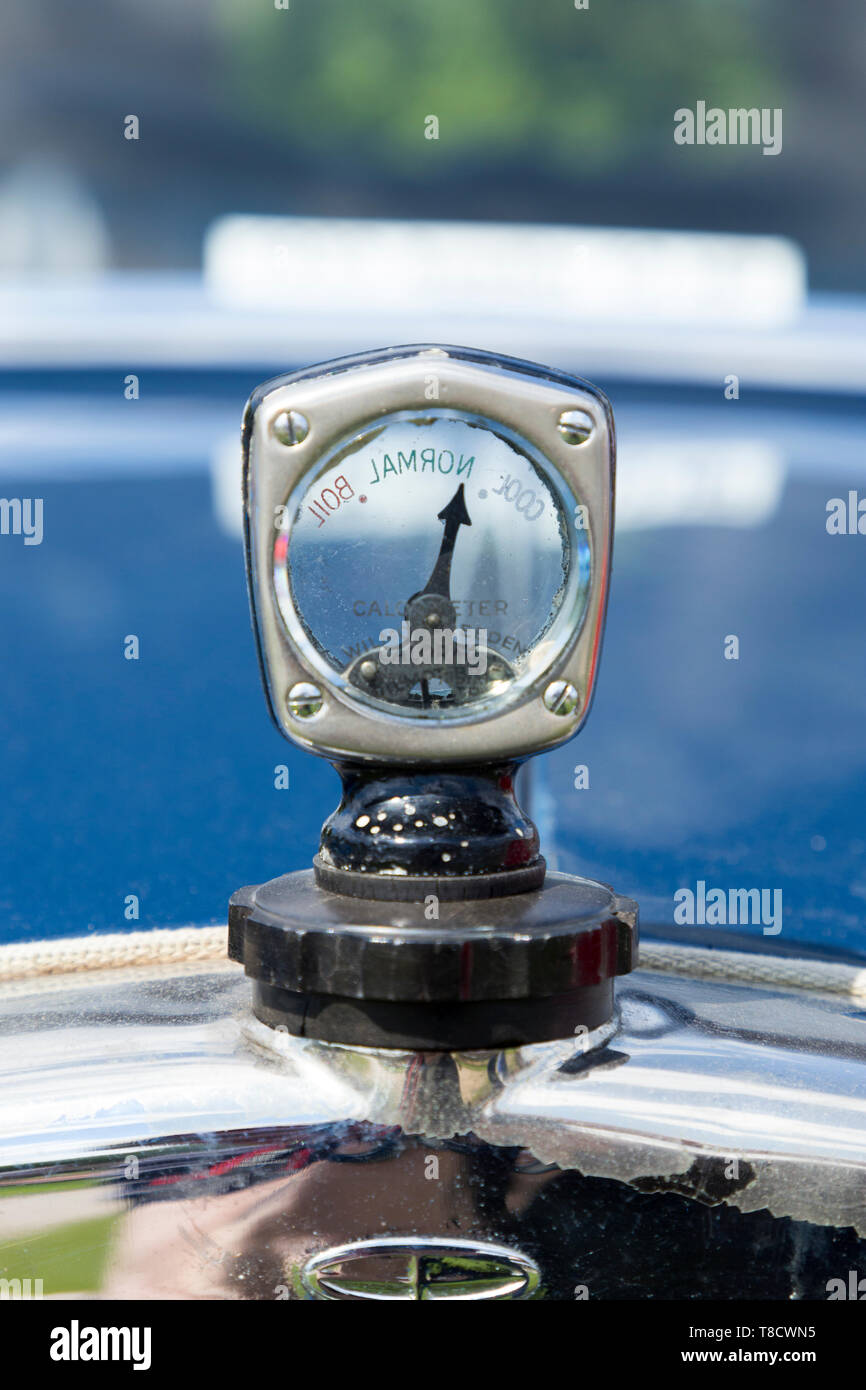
[409,483,472,603]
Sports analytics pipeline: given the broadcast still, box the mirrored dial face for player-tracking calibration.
[275,412,590,718]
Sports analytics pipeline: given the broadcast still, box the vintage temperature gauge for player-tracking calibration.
[244,345,610,765]
[281,413,589,717]
[230,346,637,1050]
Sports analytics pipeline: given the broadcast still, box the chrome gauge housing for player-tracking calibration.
[243,345,614,764]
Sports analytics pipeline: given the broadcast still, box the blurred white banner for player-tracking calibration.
[205,215,806,327]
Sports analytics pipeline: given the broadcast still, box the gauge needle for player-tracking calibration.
[408,483,472,605]
[402,483,473,708]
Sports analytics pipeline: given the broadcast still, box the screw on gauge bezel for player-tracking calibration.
[242,344,615,765]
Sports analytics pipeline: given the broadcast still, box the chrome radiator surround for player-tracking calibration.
[0,958,864,1300]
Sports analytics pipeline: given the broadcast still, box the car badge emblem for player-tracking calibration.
[301,1236,541,1301]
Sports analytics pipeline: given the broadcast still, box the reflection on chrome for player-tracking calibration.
[0,964,865,1299]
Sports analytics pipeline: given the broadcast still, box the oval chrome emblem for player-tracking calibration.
[301,1236,541,1301]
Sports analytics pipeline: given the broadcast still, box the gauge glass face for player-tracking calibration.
[274,412,590,718]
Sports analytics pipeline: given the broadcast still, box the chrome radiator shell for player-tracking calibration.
[1,958,864,1300]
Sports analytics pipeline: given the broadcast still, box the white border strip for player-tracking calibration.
[0,929,864,1000]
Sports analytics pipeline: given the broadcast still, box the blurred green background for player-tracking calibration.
[0,0,863,285]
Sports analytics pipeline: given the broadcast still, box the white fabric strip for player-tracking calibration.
[0,927,226,982]
[0,928,864,999]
